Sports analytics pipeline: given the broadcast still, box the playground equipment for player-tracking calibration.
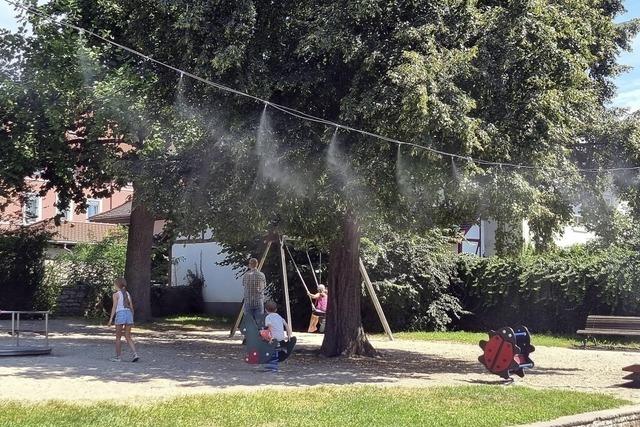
[241,315,296,364]
[0,310,52,356]
[478,325,534,380]
[229,233,394,340]
[284,244,326,333]
[622,365,640,386]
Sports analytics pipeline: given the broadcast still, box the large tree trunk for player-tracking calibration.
[320,214,377,357]
[124,190,154,322]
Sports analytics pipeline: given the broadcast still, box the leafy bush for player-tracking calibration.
[0,227,50,310]
[361,231,464,332]
[36,261,67,311]
[150,270,204,317]
[219,233,640,335]
[455,246,640,333]
[53,227,127,316]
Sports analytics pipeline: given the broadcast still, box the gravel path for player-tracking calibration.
[0,319,639,402]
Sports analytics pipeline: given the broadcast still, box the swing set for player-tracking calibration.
[229,233,394,341]
[284,244,326,318]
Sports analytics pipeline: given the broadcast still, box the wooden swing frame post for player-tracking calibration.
[231,238,394,342]
[279,236,294,337]
[229,240,273,337]
[359,257,394,341]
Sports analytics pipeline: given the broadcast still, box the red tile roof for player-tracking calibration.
[30,219,120,244]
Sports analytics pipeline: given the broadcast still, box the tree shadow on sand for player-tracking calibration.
[1,320,485,390]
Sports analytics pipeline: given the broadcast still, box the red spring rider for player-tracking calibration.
[478,325,535,380]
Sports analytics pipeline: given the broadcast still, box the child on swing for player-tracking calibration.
[107,278,139,362]
[262,300,290,372]
[307,284,328,333]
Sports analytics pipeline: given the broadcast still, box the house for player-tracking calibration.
[89,197,602,317]
[30,219,120,258]
[457,214,597,257]
[171,232,243,316]
[0,174,134,227]
[87,200,166,236]
[169,217,597,317]
[88,203,241,315]
[0,175,135,256]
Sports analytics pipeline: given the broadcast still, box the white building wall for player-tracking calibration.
[459,218,595,258]
[171,241,244,315]
[482,219,497,257]
[554,225,597,248]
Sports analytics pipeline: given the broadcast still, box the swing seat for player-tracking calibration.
[312,308,326,317]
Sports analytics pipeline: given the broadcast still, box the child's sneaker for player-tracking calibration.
[110,357,121,362]
[131,354,139,362]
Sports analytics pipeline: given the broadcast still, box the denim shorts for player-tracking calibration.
[115,309,134,325]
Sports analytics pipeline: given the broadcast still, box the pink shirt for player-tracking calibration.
[316,294,328,312]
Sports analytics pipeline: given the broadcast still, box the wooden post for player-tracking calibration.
[279,237,293,337]
[229,241,273,337]
[359,257,394,341]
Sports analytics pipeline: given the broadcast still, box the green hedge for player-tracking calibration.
[53,228,128,316]
[0,227,49,310]
[361,232,464,332]
[455,246,640,333]
[150,272,204,317]
[360,235,640,334]
[223,234,640,335]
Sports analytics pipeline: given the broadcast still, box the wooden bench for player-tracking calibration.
[576,315,640,346]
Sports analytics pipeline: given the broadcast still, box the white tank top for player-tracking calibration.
[115,290,131,312]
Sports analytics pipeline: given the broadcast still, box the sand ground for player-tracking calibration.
[1,319,639,403]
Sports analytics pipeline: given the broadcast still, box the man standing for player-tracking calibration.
[242,257,266,326]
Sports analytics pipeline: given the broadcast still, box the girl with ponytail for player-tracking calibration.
[108,278,139,362]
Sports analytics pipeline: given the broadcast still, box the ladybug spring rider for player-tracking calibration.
[478,325,535,380]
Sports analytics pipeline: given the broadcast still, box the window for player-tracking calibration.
[56,196,72,221]
[26,169,46,181]
[572,205,584,227]
[23,194,41,224]
[458,223,483,256]
[86,199,101,218]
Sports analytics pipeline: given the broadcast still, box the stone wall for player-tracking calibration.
[55,284,91,316]
[524,405,640,427]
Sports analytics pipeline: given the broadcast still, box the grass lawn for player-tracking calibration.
[391,330,640,350]
[155,317,640,350]
[154,315,233,329]
[392,331,577,348]
[0,385,625,427]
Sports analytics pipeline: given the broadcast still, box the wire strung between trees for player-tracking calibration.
[5,0,640,175]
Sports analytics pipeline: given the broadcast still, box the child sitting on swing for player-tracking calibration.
[307,284,328,333]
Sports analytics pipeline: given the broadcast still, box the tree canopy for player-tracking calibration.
[2,0,637,243]
[1,0,638,354]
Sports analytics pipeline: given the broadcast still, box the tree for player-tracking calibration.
[0,23,123,214]
[169,1,635,354]
[0,5,195,320]
[5,0,636,354]
[575,110,640,247]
